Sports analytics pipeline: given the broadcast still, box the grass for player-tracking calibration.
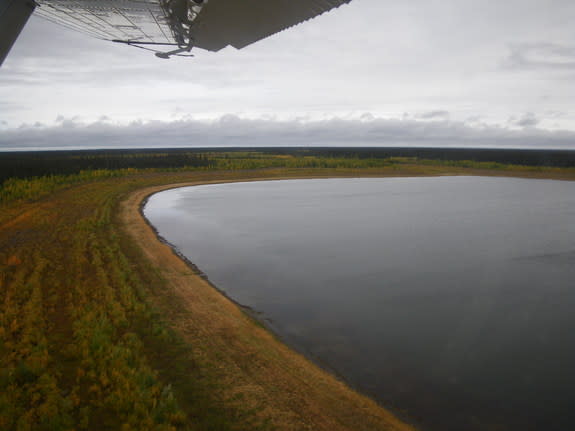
[0,170,265,431]
[1,153,574,430]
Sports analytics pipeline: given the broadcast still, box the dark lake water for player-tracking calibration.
[144,177,575,431]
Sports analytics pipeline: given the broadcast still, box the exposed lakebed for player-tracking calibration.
[144,177,575,431]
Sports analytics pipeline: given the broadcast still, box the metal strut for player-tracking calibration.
[156,0,206,58]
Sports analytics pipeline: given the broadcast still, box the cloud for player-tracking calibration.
[416,111,450,120]
[1,115,574,151]
[510,112,540,128]
[504,43,575,71]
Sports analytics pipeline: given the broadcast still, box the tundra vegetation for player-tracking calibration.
[1,150,574,430]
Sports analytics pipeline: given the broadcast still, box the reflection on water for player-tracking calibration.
[145,177,575,431]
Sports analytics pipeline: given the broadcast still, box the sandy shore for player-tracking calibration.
[119,176,417,431]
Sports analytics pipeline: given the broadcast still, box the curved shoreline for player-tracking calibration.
[120,175,418,431]
[120,171,575,430]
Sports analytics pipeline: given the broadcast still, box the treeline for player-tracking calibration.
[2,148,575,204]
[0,155,398,204]
[0,150,214,184]
[265,147,575,167]
[2,147,575,185]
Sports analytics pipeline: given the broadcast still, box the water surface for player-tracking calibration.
[145,177,575,431]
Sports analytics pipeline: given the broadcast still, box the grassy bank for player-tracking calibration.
[1,156,574,430]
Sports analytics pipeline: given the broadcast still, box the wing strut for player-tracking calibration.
[156,0,205,58]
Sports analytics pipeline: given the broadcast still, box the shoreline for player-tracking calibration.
[139,182,275,337]
[120,171,574,430]
[121,175,419,431]
[139,180,359,393]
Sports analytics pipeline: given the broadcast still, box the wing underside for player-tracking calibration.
[34,0,173,44]
[33,0,352,51]
[192,0,352,51]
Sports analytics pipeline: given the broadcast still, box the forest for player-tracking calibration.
[1,147,574,184]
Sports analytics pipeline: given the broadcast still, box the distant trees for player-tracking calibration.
[0,150,214,184]
[2,147,574,186]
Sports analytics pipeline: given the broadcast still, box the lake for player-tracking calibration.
[144,176,575,431]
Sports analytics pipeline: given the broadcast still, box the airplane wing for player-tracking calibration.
[191,0,353,52]
[0,0,37,66]
[33,0,174,44]
[1,0,353,64]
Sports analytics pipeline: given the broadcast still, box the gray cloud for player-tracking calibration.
[510,112,540,128]
[1,115,574,151]
[416,111,450,120]
[504,43,575,71]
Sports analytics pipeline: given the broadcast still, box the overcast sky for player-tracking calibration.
[1,0,575,150]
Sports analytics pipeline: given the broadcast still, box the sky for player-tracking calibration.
[1,0,575,150]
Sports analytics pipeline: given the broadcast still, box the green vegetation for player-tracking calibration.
[1,150,574,430]
[0,173,232,430]
[0,169,138,205]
